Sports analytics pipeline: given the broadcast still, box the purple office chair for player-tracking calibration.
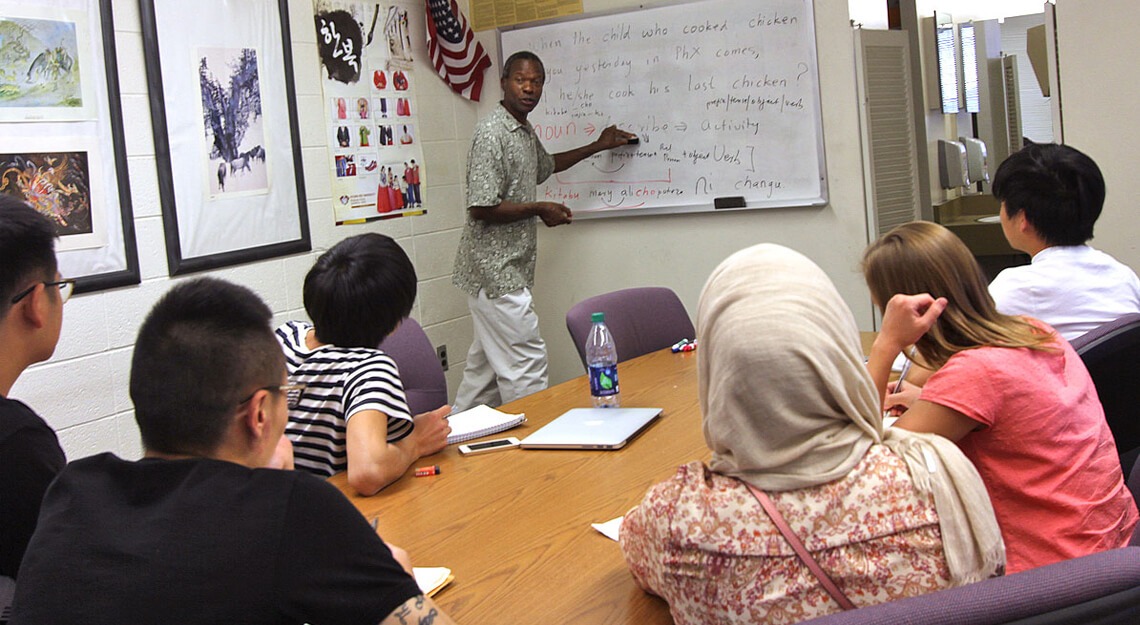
[799,547,1140,625]
[565,287,695,370]
[1071,313,1140,476]
[378,317,447,416]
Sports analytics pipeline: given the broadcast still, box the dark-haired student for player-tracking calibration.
[11,278,457,625]
[989,142,1140,341]
[277,233,450,495]
[0,197,68,594]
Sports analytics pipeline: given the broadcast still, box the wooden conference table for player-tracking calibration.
[329,333,880,624]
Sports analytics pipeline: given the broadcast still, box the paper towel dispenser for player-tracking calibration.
[938,140,968,189]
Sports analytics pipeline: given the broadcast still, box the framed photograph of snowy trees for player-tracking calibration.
[0,0,139,293]
[140,0,310,275]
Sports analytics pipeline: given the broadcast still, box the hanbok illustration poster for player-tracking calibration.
[313,0,425,224]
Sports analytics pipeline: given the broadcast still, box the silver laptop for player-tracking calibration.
[519,407,663,450]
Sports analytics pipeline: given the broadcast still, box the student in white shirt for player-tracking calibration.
[989,142,1140,341]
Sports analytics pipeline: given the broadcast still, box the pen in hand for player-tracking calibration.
[885,349,916,419]
[895,353,914,392]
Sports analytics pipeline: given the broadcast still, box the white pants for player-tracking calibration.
[453,288,549,411]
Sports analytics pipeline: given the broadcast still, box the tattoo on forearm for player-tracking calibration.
[414,595,425,610]
[394,604,411,625]
[418,608,438,625]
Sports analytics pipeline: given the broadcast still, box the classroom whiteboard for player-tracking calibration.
[499,0,827,219]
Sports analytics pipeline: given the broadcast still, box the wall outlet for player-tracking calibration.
[436,344,448,371]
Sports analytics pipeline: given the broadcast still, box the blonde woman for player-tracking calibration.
[863,221,1137,573]
[620,244,1003,625]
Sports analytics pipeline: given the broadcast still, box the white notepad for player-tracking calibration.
[446,404,526,444]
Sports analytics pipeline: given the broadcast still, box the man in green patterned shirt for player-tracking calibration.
[452,51,636,410]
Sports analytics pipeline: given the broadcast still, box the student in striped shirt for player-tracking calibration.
[277,234,451,495]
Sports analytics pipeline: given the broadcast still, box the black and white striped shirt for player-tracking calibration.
[276,321,413,477]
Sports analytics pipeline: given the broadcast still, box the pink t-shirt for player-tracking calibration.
[921,322,1138,573]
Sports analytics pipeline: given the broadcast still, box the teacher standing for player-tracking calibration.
[452,51,637,410]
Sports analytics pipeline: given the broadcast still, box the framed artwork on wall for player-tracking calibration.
[139,0,310,275]
[0,0,140,293]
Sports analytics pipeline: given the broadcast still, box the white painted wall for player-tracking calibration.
[849,0,889,29]
[1054,0,1140,271]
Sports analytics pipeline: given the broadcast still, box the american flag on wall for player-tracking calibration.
[426,0,492,101]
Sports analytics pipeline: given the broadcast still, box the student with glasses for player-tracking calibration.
[11,278,459,625]
[0,196,69,608]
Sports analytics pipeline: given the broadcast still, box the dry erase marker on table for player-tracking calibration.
[671,338,696,353]
[415,465,441,477]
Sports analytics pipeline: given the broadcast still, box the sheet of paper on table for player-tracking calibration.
[592,516,624,542]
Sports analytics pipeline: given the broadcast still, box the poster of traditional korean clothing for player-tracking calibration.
[314,0,425,224]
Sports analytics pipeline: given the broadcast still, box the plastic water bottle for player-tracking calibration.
[586,312,621,408]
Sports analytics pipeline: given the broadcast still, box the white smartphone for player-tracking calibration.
[458,437,521,455]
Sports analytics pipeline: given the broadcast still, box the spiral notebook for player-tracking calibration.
[446,404,527,444]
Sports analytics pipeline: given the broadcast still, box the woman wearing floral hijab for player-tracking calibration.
[620,244,1004,625]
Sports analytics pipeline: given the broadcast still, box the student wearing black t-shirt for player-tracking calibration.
[12,279,457,625]
[0,399,64,580]
[0,197,68,587]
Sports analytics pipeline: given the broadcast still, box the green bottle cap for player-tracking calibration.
[591,312,605,323]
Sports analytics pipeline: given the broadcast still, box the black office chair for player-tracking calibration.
[1071,313,1140,476]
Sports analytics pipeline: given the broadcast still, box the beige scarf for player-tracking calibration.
[698,244,1004,584]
